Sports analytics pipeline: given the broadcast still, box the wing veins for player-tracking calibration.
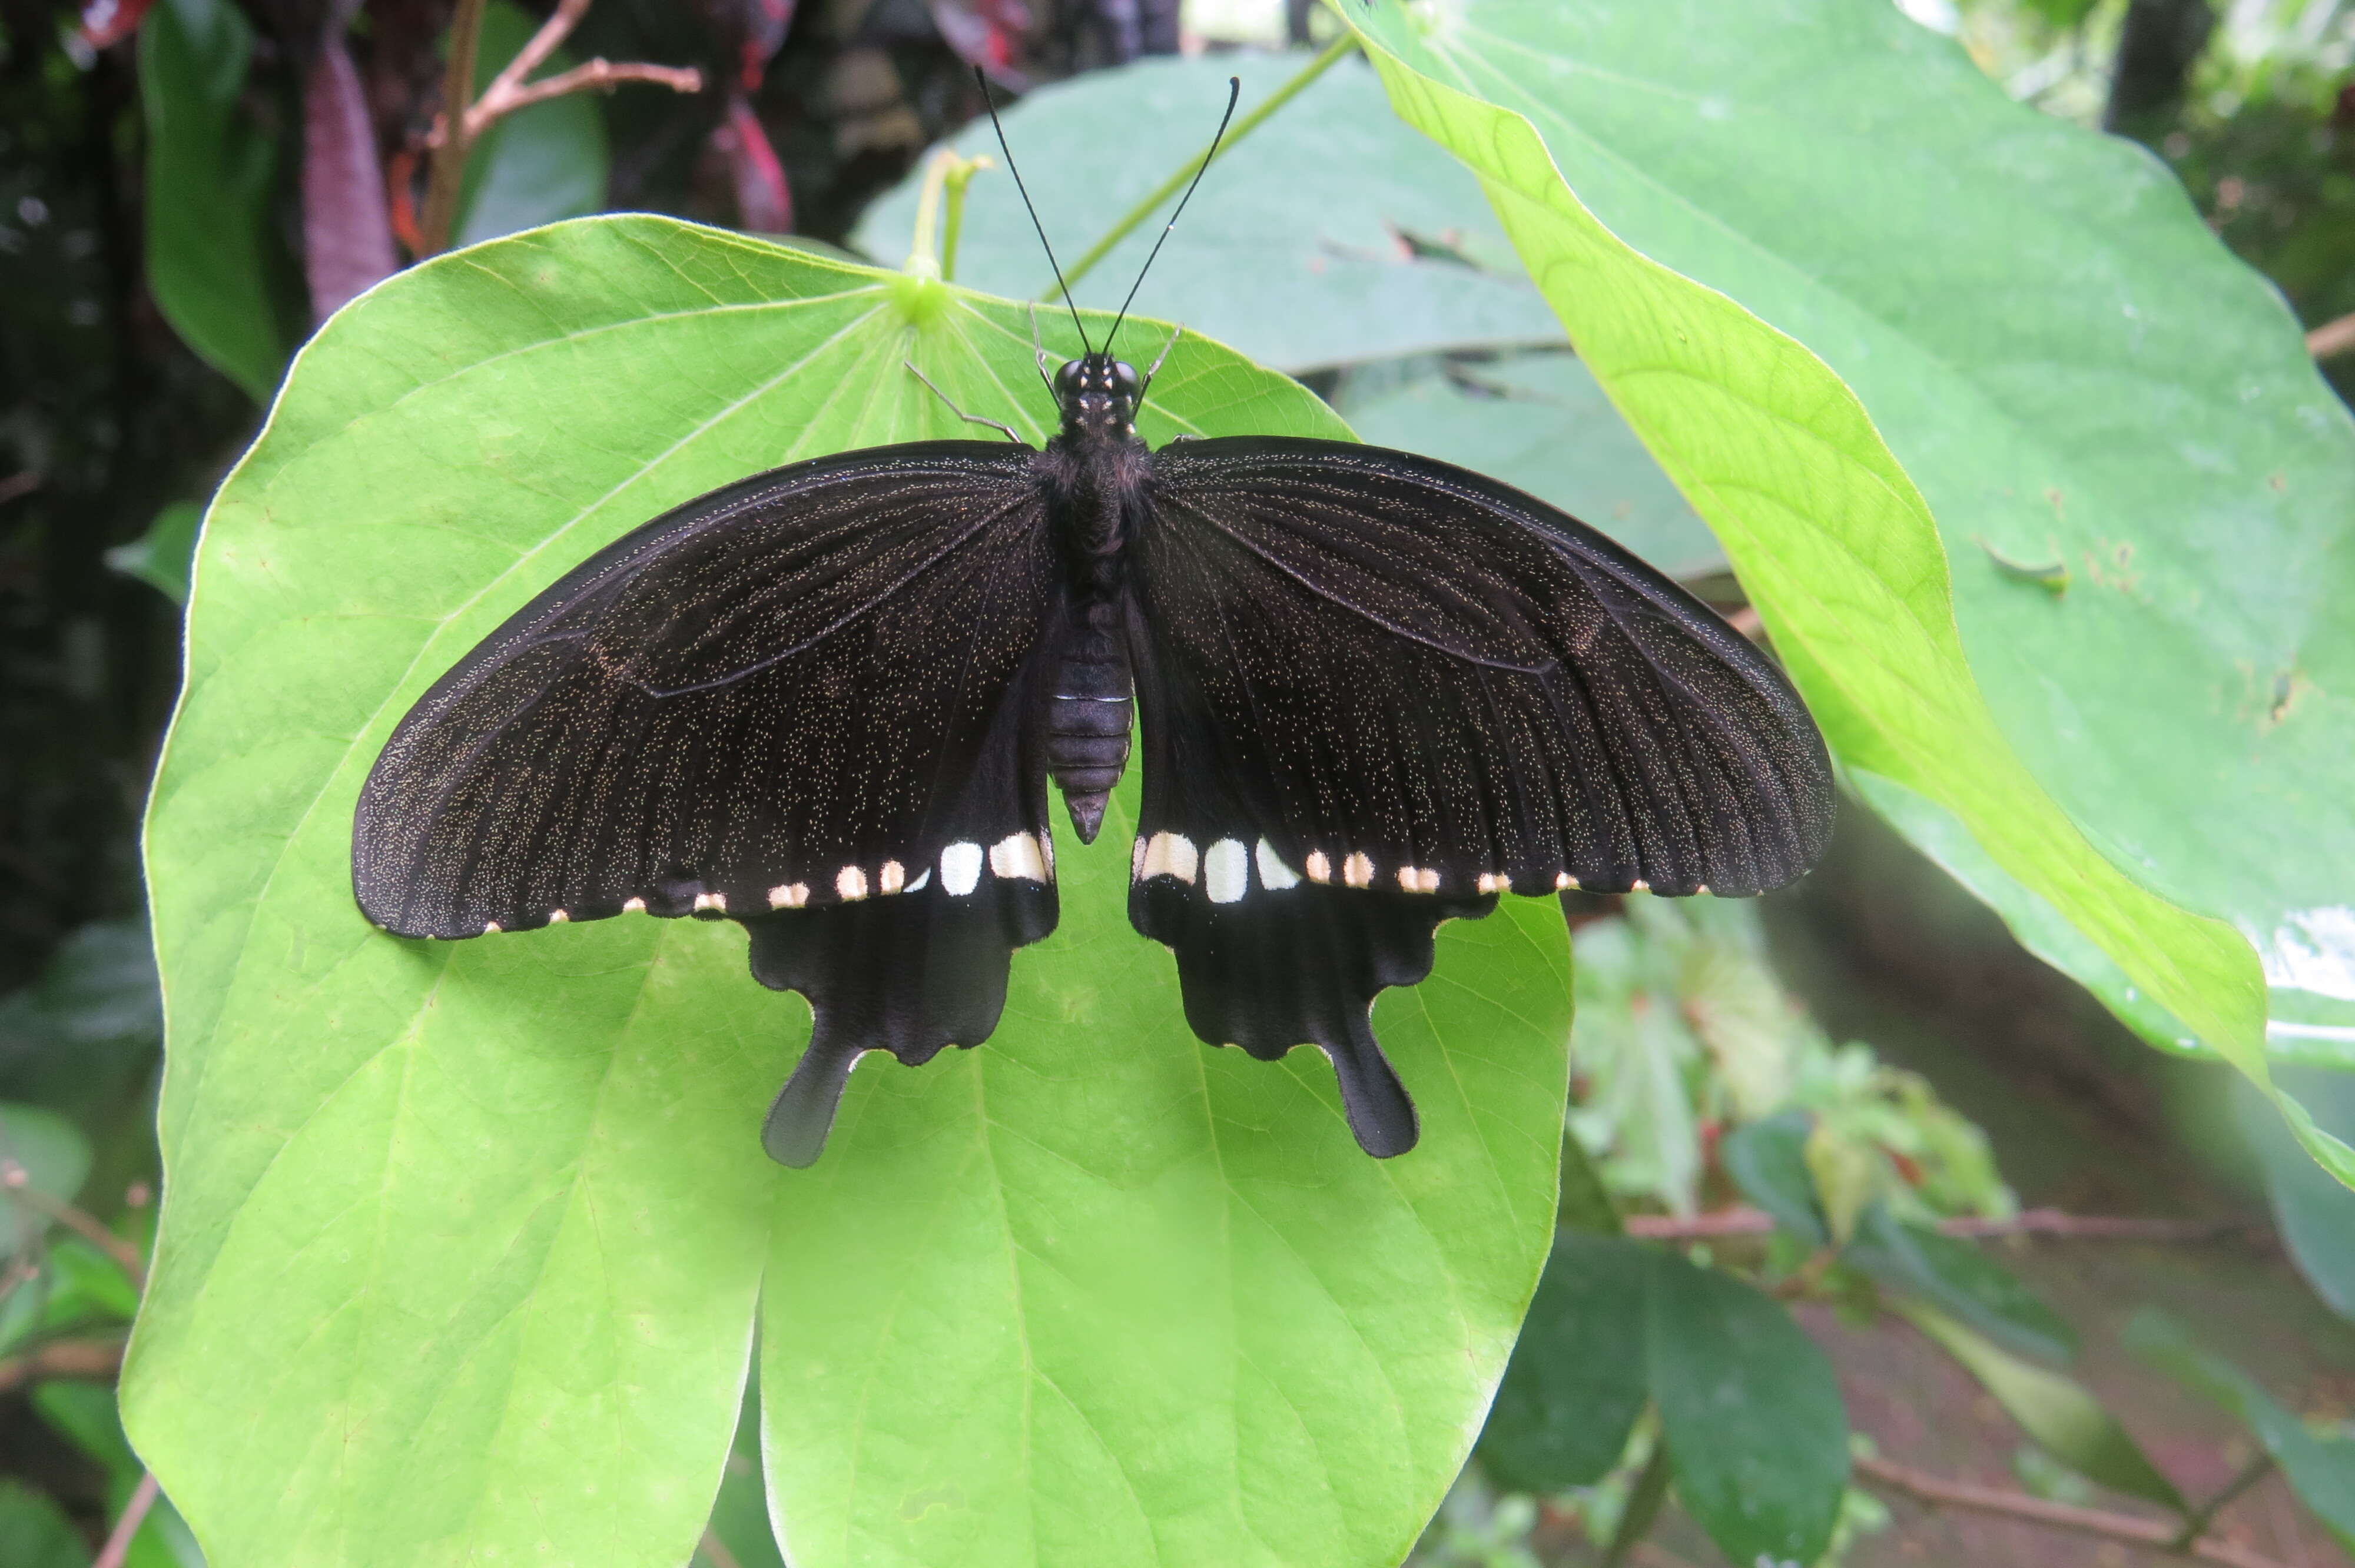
[633,484,1040,698]
[1156,490,1559,679]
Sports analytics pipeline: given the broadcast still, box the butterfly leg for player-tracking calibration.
[903,361,1026,444]
[1140,324,1183,398]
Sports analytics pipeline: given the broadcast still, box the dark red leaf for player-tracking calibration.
[304,17,399,320]
[703,0,797,92]
[78,0,155,51]
[927,0,1031,88]
[715,93,792,234]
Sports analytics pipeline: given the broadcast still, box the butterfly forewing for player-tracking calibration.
[354,441,1060,935]
[352,440,1068,1163]
[1133,436,1833,901]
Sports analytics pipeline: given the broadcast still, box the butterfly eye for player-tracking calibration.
[1112,363,1142,400]
[1053,361,1083,398]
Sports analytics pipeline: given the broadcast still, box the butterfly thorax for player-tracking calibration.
[1036,353,1147,846]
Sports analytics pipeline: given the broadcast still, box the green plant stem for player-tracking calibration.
[1047,32,1356,298]
[419,0,490,257]
[1602,1437,1672,1568]
[941,157,988,283]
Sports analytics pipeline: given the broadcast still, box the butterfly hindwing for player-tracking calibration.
[1126,435,1835,1155]
[351,440,1065,1162]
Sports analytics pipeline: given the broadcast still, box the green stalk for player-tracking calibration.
[1047,32,1357,298]
[941,155,990,283]
[419,0,489,257]
[906,148,994,282]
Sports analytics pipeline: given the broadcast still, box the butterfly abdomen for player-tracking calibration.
[1044,604,1132,845]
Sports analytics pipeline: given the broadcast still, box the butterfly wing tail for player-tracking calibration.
[743,876,1056,1164]
[762,1035,863,1167]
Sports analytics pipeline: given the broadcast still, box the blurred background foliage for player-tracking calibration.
[4,0,2355,1562]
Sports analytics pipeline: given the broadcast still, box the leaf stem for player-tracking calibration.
[2308,309,2355,360]
[907,147,996,282]
[92,1472,160,1568]
[0,1334,128,1393]
[1855,1454,2290,1568]
[1,1161,147,1287]
[941,155,991,283]
[1619,1205,2244,1243]
[1047,32,1358,298]
[2170,1454,2277,1550]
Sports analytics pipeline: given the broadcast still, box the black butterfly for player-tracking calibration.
[351,79,1834,1167]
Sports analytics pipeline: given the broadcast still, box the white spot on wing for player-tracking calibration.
[1256,839,1300,891]
[694,891,727,913]
[1395,866,1441,894]
[1477,873,1510,895]
[1555,873,1577,891]
[483,921,502,935]
[1631,879,1650,893]
[941,842,983,896]
[768,883,810,909]
[1205,839,1249,903]
[548,909,569,923]
[1305,850,1331,884]
[622,897,648,913]
[1141,831,1199,884]
[905,869,930,893]
[991,832,1047,882]
[1343,852,1374,889]
[837,865,869,901]
[878,860,905,895]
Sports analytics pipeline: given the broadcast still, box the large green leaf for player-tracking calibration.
[855,52,1562,372]
[122,215,1574,1568]
[138,0,291,401]
[1341,0,2353,1174]
[1647,1250,1849,1567]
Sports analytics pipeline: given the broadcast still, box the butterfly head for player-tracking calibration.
[1052,353,1143,443]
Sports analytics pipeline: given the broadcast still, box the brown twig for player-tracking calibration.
[0,1335,128,1393]
[416,0,489,255]
[465,58,704,136]
[1,1161,147,1288]
[2308,311,2355,360]
[92,1472,161,1568]
[414,0,704,241]
[1855,1454,2289,1568]
[1620,1205,2245,1244]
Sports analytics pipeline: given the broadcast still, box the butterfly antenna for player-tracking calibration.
[1107,75,1241,354]
[977,67,1089,357]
